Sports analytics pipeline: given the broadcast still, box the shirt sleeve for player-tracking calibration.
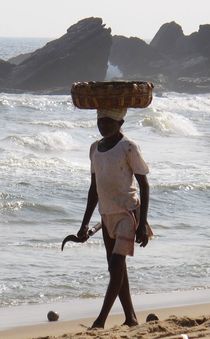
[126,141,149,175]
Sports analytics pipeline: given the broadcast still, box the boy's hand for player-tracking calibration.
[77,225,89,242]
[136,226,148,247]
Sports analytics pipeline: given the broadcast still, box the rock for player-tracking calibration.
[171,24,210,58]
[109,21,210,93]
[8,52,32,65]
[150,21,184,55]
[197,24,210,56]
[1,17,112,93]
[109,35,164,79]
[47,310,59,321]
[146,313,159,322]
[1,19,210,94]
[0,59,14,78]
[0,59,14,88]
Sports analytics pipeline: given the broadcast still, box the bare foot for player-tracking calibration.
[122,318,139,327]
[89,319,104,329]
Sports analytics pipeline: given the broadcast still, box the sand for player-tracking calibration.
[0,291,210,339]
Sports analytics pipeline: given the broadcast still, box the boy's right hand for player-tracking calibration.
[136,226,149,247]
[77,225,89,241]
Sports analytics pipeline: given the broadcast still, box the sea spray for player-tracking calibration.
[31,119,96,129]
[105,61,123,80]
[142,110,200,136]
[5,131,77,152]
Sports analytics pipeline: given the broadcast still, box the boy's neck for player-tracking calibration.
[104,131,123,142]
[98,132,123,152]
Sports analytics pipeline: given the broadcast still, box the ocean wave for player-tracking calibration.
[31,119,96,129]
[0,155,89,175]
[8,238,103,249]
[152,182,210,191]
[142,110,200,136]
[153,92,210,120]
[26,202,67,214]
[5,131,77,152]
[0,199,24,212]
[0,193,67,215]
[0,93,73,111]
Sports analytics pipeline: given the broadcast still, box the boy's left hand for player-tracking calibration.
[136,226,148,247]
[77,225,89,241]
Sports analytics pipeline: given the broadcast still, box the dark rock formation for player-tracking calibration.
[150,21,184,55]
[109,22,210,93]
[1,17,112,94]
[8,52,32,65]
[175,24,210,58]
[0,59,14,88]
[1,19,210,94]
[109,35,165,78]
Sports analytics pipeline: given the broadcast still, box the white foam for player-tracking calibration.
[0,200,24,212]
[0,93,72,110]
[154,92,210,117]
[7,131,77,152]
[142,110,200,136]
[31,119,96,129]
[105,61,123,80]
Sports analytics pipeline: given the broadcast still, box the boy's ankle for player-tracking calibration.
[123,316,138,327]
[90,318,105,329]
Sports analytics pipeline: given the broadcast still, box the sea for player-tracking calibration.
[0,38,210,309]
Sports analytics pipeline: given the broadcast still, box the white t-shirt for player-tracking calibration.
[90,136,149,215]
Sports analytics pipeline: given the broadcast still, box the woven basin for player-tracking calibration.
[71,81,154,109]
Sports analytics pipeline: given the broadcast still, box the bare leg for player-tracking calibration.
[91,223,138,328]
[91,253,125,328]
[119,267,138,326]
[103,223,138,326]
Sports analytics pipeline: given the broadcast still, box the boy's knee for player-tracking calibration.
[108,253,125,273]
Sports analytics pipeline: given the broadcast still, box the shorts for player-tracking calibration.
[102,208,139,256]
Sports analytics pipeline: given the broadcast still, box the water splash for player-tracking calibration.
[6,131,77,152]
[31,119,96,129]
[142,110,200,136]
[105,61,123,80]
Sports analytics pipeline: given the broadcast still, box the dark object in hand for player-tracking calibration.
[61,223,102,251]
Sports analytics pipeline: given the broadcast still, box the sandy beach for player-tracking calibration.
[1,290,210,339]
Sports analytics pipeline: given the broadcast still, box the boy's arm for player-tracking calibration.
[77,173,98,240]
[134,174,149,247]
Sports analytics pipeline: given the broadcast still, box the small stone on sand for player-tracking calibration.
[146,313,159,322]
[47,310,59,321]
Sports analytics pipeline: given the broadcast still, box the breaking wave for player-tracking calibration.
[31,119,96,129]
[0,93,72,111]
[142,110,200,136]
[5,131,77,152]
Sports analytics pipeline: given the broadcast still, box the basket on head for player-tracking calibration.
[71,81,154,109]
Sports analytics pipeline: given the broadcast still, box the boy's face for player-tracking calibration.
[97,117,122,137]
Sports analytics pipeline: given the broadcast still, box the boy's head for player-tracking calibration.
[97,108,126,137]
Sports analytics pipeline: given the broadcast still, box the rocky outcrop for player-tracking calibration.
[8,52,32,65]
[0,59,14,88]
[1,19,210,94]
[109,35,165,78]
[150,21,184,55]
[1,17,112,94]
[109,22,210,93]
[0,59,14,78]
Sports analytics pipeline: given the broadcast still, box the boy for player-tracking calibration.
[77,108,149,328]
